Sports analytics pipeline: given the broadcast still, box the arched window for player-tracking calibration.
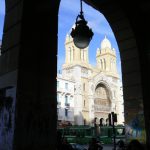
[113,60,116,71]
[95,84,109,99]
[68,47,71,62]
[100,59,103,69]
[72,46,74,61]
[83,83,85,91]
[103,58,106,70]
[81,49,83,60]
[110,58,113,70]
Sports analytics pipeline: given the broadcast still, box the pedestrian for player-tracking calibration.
[61,137,73,150]
[88,137,103,150]
[56,130,63,150]
[56,131,73,150]
[117,140,126,150]
[126,139,144,150]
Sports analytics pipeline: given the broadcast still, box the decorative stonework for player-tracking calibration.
[58,35,124,125]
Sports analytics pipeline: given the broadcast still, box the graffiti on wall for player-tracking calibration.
[125,100,146,143]
[0,86,16,150]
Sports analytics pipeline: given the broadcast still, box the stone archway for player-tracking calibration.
[0,0,150,149]
[0,1,61,150]
[83,0,148,146]
[94,83,111,120]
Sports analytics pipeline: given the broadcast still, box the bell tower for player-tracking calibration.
[63,34,89,68]
[62,34,91,125]
[96,36,118,76]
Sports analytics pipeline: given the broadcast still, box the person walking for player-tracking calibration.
[88,138,103,150]
[61,137,73,150]
[126,139,144,150]
[117,140,126,150]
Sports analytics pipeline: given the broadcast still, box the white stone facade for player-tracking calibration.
[57,35,124,126]
[57,74,75,125]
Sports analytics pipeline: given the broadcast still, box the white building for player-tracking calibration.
[57,35,124,126]
[117,80,124,124]
[57,73,75,125]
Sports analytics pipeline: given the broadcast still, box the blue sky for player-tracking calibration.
[58,0,122,79]
[0,0,5,39]
[0,0,122,79]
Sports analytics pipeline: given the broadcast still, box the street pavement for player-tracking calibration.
[102,144,115,150]
[80,144,117,150]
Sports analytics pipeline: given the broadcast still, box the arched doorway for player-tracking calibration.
[94,83,111,120]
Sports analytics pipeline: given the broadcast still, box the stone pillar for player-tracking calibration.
[0,0,22,149]
[140,26,150,150]
[0,0,60,150]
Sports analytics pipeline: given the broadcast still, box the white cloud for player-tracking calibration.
[0,0,5,15]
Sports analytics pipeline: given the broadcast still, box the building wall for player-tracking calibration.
[57,74,75,125]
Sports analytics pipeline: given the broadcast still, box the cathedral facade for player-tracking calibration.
[58,35,124,126]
